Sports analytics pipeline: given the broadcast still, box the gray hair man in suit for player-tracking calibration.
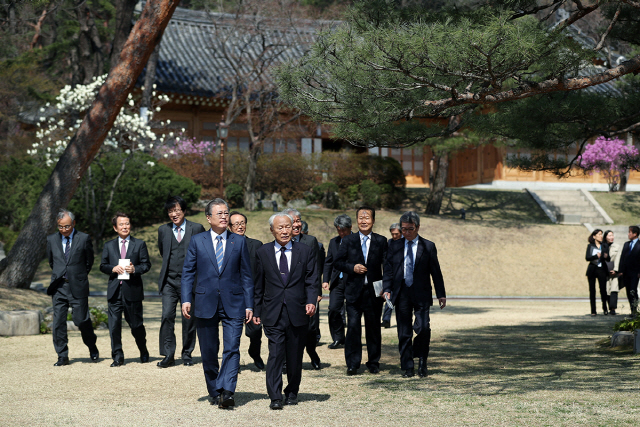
[383,211,446,378]
[46,209,99,366]
[157,196,206,368]
[99,212,151,367]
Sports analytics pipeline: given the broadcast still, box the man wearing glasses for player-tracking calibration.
[46,209,99,366]
[383,211,446,378]
[181,199,253,409]
[157,196,206,368]
[228,211,265,370]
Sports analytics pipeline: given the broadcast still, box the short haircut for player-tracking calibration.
[57,209,75,222]
[205,198,229,216]
[588,229,603,244]
[164,195,187,212]
[229,211,247,224]
[389,223,400,232]
[630,225,640,237]
[399,211,420,227]
[356,205,375,221]
[282,208,301,220]
[334,214,352,230]
[111,211,131,227]
[301,220,309,234]
[269,212,294,228]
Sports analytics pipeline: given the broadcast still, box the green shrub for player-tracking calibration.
[40,321,51,334]
[613,317,640,332]
[360,179,381,207]
[311,182,340,208]
[225,183,244,208]
[89,306,108,329]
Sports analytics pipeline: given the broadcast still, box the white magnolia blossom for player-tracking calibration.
[146,161,155,167]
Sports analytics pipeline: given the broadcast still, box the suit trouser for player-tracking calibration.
[395,283,431,370]
[305,301,320,362]
[328,281,346,343]
[245,320,263,360]
[108,284,147,360]
[263,304,306,401]
[623,275,639,314]
[159,281,197,359]
[52,282,97,358]
[587,268,609,314]
[382,304,393,323]
[196,299,243,397]
[345,286,383,370]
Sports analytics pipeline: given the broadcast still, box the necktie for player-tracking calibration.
[405,240,414,287]
[176,227,182,243]
[215,236,224,271]
[120,240,127,259]
[279,246,289,284]
[361,235,368,263]
[64,237,71,262]
[339,239,343,279]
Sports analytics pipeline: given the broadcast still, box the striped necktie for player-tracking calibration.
[215,236,224,270]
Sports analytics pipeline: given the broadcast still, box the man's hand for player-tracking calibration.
[306,304,316,316]
[245,309,253,324]
[253,317,261,325]
[112,265,125,274]
[322,282,330,290]
[124,262,135,274]
[317,295,323,302]
[383,292,391,301]
[182,302,191,319]
[354,264,367,274]
[438,298,447,309]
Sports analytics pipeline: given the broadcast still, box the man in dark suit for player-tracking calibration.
[322,214,352,349]
[383,211,446,378]
[181,199,253,409]
[99,212,151,367]
[253,212,318,410]
[302,220,324,345]
[282,208,322,370]
[46,209,99,366]
[229,211,265,370]
[381,223,402,329]
[334,206,388,375]
[618,225,640,316]
[157,195,206,368]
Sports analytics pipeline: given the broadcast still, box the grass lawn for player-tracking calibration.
[590,191,640,225]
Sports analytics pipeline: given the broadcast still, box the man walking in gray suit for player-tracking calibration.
[46,209,99,366]
[157,196,206,367]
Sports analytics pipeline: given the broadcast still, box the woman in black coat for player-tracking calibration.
[585,229,610,316]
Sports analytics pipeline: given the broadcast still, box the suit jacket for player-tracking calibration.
[296,233,322,297]
[46,230,94,298]
[181,230,253,319]
[157,219,206,292]
[618,239,640,277]
[253,241,318,327]
[334,231,387,304]
[323,235,345,291]
[585,243,607,276]
[245,236,263,281]
[383,236,445,306]
[99,236,151,302]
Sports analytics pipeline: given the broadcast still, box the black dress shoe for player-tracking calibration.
[183,359,194,366]
[253,356,265,370]
[368,366,380,374]
[210,395,220,406]
[284,394,298,405]
[270,399,283,410]
[311,358,322,370]
[54,357,69,366]
[610,310,617,315]
[157,355,175,368]
[327,340,344,349]
[418,358,428,378]
[89,346,99,362]
[402,368,415,378]
[110,358,124,367]
[382,320,391,329]
[140,352,150,364]
[346,368,358,376]
[219,390,235,408]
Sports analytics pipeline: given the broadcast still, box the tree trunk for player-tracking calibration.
[140,43,161,121]
[8,1,16,35]
[110,0,138,71]
[0,0,180,289]
[425,154,449,215]
[244,139,261,211]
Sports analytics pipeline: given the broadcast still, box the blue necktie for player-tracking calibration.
[405,240,414,287]
[361,235,368,263]
[215,236,224,271]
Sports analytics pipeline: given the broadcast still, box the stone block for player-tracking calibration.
[611,331,634,347]
[558,213,582,224]
[287,199,307,210]
[0,310,42,336]
[635,330,640,354]
[66,321,79,331]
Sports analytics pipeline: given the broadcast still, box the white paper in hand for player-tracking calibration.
[372,280,384,297]
[118,259,130,280]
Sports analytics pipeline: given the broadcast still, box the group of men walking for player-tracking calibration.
[46,197,446,409]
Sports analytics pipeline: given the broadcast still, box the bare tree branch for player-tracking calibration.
[595,5,621,51]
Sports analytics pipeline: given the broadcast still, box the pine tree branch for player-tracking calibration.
[595,5,621,51]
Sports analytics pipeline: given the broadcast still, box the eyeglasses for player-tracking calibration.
[57,225,73,230]
[168,208,183,215]
[208,211,230,218]
[401,227,416,232]
[230,221,246,227]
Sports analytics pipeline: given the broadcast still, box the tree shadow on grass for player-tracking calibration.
[368,315,638,396]
[611,193,640,219]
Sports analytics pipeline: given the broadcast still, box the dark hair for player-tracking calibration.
[111,211,131,227]
[205,198,229,216]
[229,211,247,224]
[399,211,420,227]
[301,220,309,234]
[630,225,640,237]
[603,230,613,244]
[356,206,375,221]
[588,229,603,245]
[164,195,187,212]
[334,214,352,230]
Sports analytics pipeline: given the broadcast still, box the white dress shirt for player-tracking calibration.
[211,229,227,254]
[274,240,293,271]
[359,231,371,284]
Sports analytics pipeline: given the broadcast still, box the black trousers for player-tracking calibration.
[108,284,147,360]
[328,281,346,343]
[263,304,306,401]
[623,274,639,314]
[51,282,97,358]
[344,286,383,370]
[245,320,263,360]
[159,281,197,360]
[305,301,320,362]
[587,268,609,314]
[395,284,431,370]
